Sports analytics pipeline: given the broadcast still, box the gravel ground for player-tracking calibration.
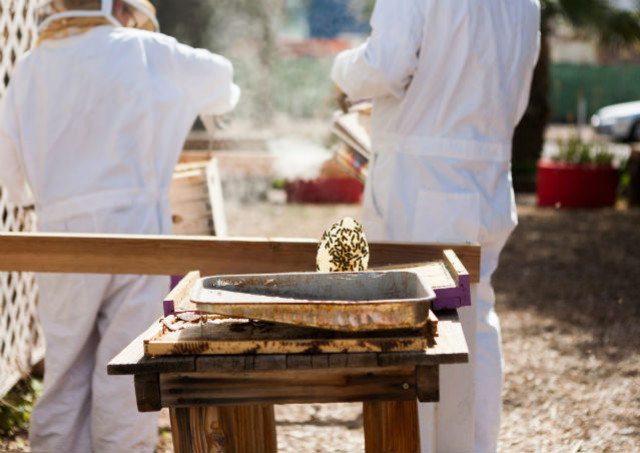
[2,196,638,453]
[495,200,640,453]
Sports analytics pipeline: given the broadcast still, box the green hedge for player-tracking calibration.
[550,63,640,123]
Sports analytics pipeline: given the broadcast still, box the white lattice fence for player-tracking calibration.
[0,0,43,398]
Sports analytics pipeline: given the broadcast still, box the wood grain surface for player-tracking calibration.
[160,367,419,407]
[145,317,432,356]
[363,400,420,453]
[0,233,480,282]
[169,405,276,453]
[107,310,467,376]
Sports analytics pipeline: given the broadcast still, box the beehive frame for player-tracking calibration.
[0,0,43,398]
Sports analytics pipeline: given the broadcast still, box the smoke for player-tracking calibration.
[268,137,332,181]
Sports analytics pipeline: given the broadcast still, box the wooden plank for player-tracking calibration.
[196,355,257,373]
[134,373,161,412]
[253,355,287,372]
[378,310,469,367]
[206,158,228,237]
[175,161,210,172]
[370,242,479,282]
[285,355,313,369]
[363,400,420,453]
[171,216,212,237]
[170,162,216,236]
[195,355,293,373]
[166,271,200,312]
[372,258,457,289]
[170,179,209,203]
[107,320,196,375]
[109,311,467,375]
[0,233,480,282]
[160,367,418,407]
[171,199,212,220]
[170,405,276,453]
[201,352,381,373]
[166,271,200,313]
[443,249,468,286]
[144,316,431,357]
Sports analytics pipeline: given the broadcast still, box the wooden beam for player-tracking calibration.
[363,400,420,453]
[0,233,480,282]
[134,373,161,412]
[169,405,276,453]
[159,367,418,407]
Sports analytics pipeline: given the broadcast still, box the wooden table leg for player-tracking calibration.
[169,404,277,453]
[363,400,420,453]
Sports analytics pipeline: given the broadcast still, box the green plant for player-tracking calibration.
[271,178,286,190]
[593,143,615,166]
[551,138,615,166]
[617,156,631,198]
[0,379,42,437]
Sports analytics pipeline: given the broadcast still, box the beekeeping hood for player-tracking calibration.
[37,0,159,32]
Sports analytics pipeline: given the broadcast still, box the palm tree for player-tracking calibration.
[512,0,640,171]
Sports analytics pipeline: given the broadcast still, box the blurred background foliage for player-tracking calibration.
[150,0,640,165]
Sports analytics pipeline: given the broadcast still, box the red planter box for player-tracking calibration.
[285,178,363,204]
[536,161,619,208]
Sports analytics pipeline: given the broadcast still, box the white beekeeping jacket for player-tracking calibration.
[0,25,240,224]
[331,4,540,451]
[332,0,540,163]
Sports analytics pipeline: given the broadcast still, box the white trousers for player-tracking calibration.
[30,272,166,453]
[29,204,168,453]
[418,237,506,453]
[362,151,517,453]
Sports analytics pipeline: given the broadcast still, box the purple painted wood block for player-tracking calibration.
[170,275,184,290]
[432,273,471,311]
[163,299,175,317]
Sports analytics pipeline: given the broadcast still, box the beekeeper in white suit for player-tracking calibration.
[0,1,240,451]
[332,1,540,452]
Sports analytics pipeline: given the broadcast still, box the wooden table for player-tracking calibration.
[0,233,478,452]
[107,274,469,453]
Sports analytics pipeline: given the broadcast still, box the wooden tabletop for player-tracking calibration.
[107,308,467,376]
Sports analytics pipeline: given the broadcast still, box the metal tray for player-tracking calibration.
[190,271,436,331]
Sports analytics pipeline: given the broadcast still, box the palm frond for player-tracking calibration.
[556,0,612,29]
[543,0,640,46]
[599,10,640,47]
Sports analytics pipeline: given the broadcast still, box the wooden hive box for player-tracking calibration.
[170,158,227,237]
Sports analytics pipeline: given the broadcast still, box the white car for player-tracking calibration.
[591,100,640,142]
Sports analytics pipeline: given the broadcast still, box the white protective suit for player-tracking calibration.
[332,1,540,452]
[0,25,240,453]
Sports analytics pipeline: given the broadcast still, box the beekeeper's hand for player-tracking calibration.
[334,83,351,114]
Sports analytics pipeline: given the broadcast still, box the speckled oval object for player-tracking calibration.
[316,217,370,272]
